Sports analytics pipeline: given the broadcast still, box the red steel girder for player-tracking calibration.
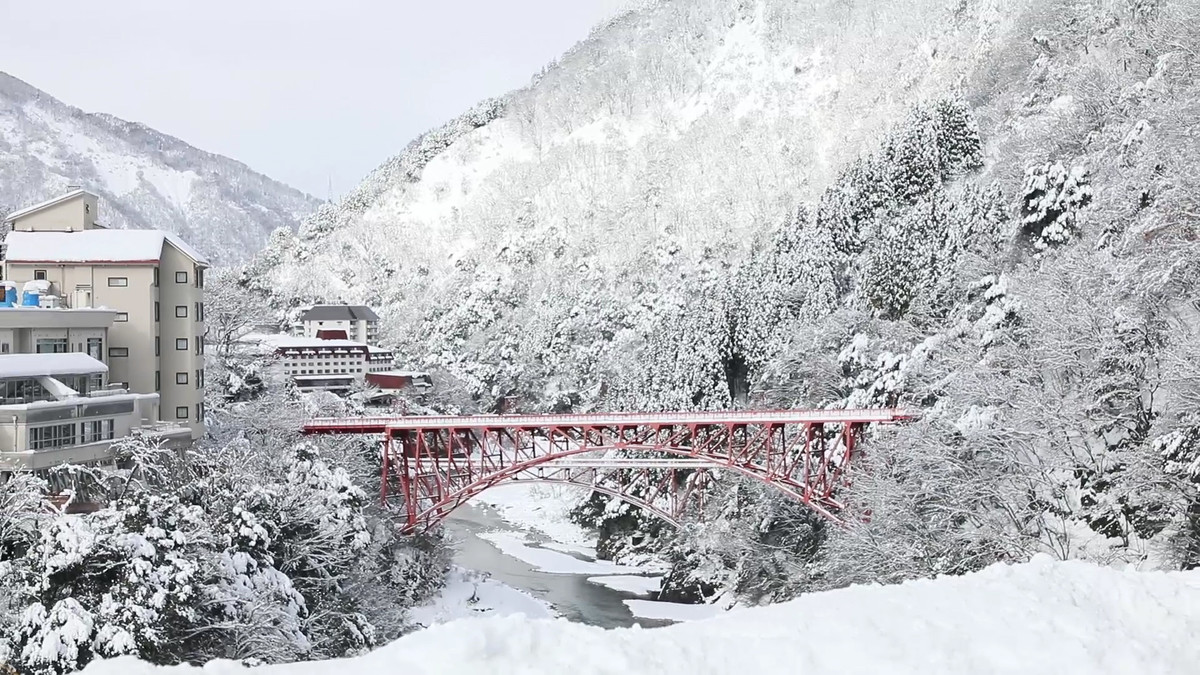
[307,408,914,533]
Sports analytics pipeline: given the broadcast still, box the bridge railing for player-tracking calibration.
[303,407,916,432]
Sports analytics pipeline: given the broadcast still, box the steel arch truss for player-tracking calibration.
[302,410,912,534]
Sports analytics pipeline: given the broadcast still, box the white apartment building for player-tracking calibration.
[293,304,380,344]
[0,352,191,476]
[0,189,208,437]
[245,334,397,393]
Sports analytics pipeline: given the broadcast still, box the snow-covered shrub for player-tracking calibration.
[0,396,449,673]
[934,97,985,175]
[1020,161,1093,250]
[4,494,213,674]
[1157,424,1200,568]
[885,106,944,203]
[965,274,1022,348]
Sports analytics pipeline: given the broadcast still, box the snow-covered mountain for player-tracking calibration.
[0,72,321,265]
[249,0,1191,396]
[244,0,1200,596]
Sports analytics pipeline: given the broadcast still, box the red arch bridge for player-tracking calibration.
[301,409,914,533]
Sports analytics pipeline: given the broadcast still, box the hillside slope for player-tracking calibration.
[248,0,1195,395]
[0,72,321,265]
[246,0,1200,599]
[253,0,996,304]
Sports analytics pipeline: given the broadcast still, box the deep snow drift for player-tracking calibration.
[82,557,1200,674]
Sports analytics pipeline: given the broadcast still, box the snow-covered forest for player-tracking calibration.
[238,0,1200,601]
[0,371,447,674]
[5,0,1200,671]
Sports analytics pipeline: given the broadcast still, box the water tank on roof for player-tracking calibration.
[21,280,50,307]
[0,281,16,307]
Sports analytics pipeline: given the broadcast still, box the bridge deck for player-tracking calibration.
[303,408,915,434]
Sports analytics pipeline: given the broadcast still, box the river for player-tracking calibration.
[441,504,674,629]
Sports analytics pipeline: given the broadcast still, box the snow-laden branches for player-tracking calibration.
[0,392,449,674]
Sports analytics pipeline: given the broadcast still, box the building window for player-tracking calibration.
[175,271,188,284]
[196,267,204,288]
[107,277,128,287]
[195,337,204,355]
[196,402,204,421]
[196,302,204,321]
[34,269,47,280]
[176,338,188,351]
[155,336,160,356]
[109,347,129,358]
[155,371,160,391]
[176,406,189,420]
[176,372,188,385]
[154,268,160,287]
[175,305,187,318]
[30,423,76,450]
[86,337,103,360]
[196,368,204,389]
[114,312,129,322]
[82,420,114,443]
[155,302,160,322]
[35,338,68,354]
[1,343,8,354]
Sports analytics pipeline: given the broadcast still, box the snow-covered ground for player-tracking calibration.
[83,556,1200,674]
[623,599,728,622]
[407,566,554,627]
[586,575,662,596]
[470,483,668,601]
[472,483,597,549]
[477,531,645,575]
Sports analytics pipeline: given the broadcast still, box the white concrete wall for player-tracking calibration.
[301,318,372,343]
[0,393,169,471]
[9,193,98,232]
[279,350,368,381]
[157,241,204,435]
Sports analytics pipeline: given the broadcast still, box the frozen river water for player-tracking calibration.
[441,503,673,628]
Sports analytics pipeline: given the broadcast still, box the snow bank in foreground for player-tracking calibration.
[81,557,1200,675]
[623,598,727,622]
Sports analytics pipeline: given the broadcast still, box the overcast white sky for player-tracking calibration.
[0,0,628,197]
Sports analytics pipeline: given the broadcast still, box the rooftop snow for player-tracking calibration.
[293,374,356,381]
[247,334,368,350]
[0,352,108,378]
[78,556,1200,674]
[368,370,429,378]
[300,305,381,322]
[4,228,209,265]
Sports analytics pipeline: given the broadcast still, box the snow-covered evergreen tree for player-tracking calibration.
[1020,161,1094,251]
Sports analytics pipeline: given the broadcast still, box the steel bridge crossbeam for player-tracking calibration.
[301,408,913,533]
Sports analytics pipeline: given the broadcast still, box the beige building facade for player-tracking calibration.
[1,190,207,437]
